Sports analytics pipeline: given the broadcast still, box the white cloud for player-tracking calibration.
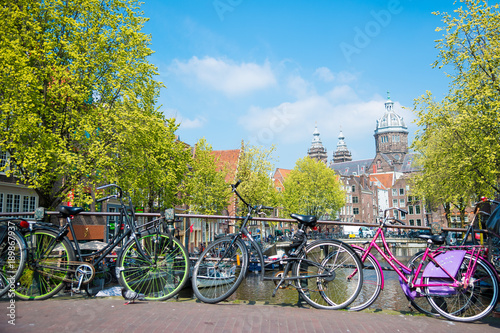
[287,75,314,99]
[314,67,357,84]
[239,82,400,151]
[170,56,276,96]
[314,67,335,82]
[179,116,207,129]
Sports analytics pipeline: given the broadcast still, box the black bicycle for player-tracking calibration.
[191,180,363,309]
[15,184,190,301]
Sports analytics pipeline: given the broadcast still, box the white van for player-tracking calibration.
[360,226,375,238]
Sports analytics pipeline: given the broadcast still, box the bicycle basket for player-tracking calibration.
[486,205,500,234]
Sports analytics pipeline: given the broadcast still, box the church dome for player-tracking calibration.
[374,95,407,135]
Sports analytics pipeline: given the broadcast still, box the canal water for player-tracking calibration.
[180,245,426,312]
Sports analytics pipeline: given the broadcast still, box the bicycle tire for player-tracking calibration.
[15,229,75,300]
[191,236,248,304]
[406,251,440,317]
[294,239,363,310]
[0,228,27,297]
[118,232,190,301]
[347,246,382,311]
[425,254,499,322]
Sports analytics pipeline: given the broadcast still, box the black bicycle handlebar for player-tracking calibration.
[96,184,123,202]
[96,194,118,203]
[231,181,274,214]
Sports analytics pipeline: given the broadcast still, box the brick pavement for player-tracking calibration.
[1,295,500,333]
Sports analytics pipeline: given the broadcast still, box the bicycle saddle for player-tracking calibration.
[290,214,317,227]
[59,206,84,217]
[418,234,445,245]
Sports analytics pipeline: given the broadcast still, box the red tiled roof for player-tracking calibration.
[273,168,291,189]
[210,149,241,183]
[369,173,394,190]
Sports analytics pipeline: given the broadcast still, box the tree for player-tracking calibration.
[281,157,345,219]
[235,142,278,213]
[183,138,231,215]
[411,0,500,210]
[0,0,163,209]
[107,111,191,212]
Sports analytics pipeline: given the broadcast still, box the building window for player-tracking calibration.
[5,194,12,212]
[399,199,405,207]
[23,196,37,214]
[353,196,359,204]
[392,189,397,196]
[407,196,413,202]
[399,188,404,195]
[409,219,414,226]
[408,206,414,214]
[416,219,422,226]
[352,185,356,192]
[392,199,398,207]
[0,193,3,212]
[415,205,421,214]
[353,208,359,215]
[6,194,21,214]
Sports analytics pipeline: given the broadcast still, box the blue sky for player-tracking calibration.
[140,0,458,169]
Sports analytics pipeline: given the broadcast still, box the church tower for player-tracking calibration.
[332,129,352,163]
[372,92,409,172]
[307,124,328,163]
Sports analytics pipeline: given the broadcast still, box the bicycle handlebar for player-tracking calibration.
[476,197,500,206]
[381,207,407,226]
[96,184,123,202]
[230,181,274,214]
[384,207,408,215]
[96,194,118,203]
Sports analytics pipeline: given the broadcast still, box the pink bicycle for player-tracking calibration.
[348,207,499,322]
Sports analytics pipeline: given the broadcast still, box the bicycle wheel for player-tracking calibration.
[425,254,499,322]
[295,240,363,309]
[347,246,382,311]
[406,251,440,317]
[15,229,75,300]
[0,228,27,297]
[191,236,248,304]
[118,232,190,301]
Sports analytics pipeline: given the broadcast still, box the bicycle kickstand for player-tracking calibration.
[272,281,283,297]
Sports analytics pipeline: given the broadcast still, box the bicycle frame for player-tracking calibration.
[357,212,486,296]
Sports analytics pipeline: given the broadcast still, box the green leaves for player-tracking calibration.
[183,138,231,215]
[235,143,278,213]
[0,0,166,209]
[281,157,345,219]
[411,0,500,215]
